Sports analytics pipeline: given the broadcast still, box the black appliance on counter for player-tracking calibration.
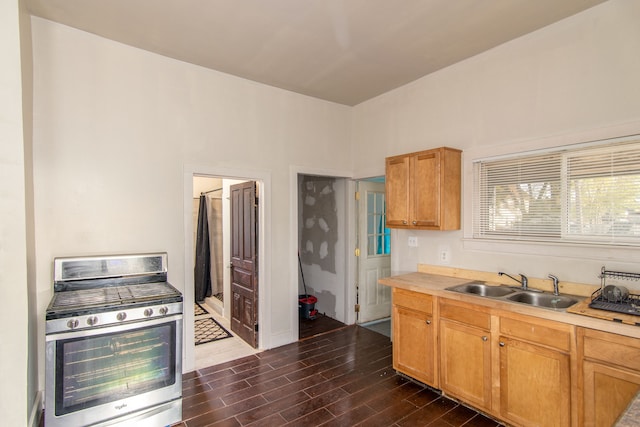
[45,253,183,427]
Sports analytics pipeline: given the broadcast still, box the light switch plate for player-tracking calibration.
[408,236,418,247]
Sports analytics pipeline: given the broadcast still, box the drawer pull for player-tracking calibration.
[499,341,505,347]
[482,336,488,342]
[426,320,431,325]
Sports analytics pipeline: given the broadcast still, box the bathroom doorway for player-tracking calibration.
[191,175,261,369]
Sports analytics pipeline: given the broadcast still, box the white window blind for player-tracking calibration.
[473,136,640,245]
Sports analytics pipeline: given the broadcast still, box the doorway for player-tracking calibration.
[188,174,264,371]
[356,178,391,336]
[296,173,351,338]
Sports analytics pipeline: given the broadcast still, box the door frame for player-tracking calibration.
[355,178,391,324]
[289,166,356,332]
[183,165,271,374]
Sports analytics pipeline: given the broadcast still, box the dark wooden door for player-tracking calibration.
[230,181,258,347]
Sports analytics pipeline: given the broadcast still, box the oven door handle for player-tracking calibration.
[46,313,183,341]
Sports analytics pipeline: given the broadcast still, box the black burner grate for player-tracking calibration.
[49,282,181,310]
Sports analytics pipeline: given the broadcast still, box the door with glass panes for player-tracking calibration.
[357,181,391,323]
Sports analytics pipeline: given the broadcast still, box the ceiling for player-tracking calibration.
[25,0,607,106]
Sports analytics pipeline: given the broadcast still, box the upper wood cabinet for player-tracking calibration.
[385,147,461,230]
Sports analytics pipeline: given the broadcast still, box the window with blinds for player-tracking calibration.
[473,136,640,245]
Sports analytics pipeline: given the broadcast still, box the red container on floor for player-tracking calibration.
[298,295,318,319]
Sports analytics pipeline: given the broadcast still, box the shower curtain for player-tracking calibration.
[194,194,211,302]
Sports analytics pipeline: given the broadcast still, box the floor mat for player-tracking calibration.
[195,317,233,345]
[194,302,209,316]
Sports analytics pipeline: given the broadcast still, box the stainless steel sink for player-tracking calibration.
[447,282,517,297]
[445,282,580,311]
[506,291,578,309]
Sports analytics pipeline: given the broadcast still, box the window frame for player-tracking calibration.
[472,135,640,247]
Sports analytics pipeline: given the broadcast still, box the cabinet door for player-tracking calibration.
[412,150,441,227]
[499,337,571,427]
[385,155,410,227]
[583,361,640,427]
[393,305,436,386]
[440,318,492,411]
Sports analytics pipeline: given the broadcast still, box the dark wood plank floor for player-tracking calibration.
[299,313,348,340]
[175,325,501,427]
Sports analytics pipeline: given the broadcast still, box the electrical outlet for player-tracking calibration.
[438,245,450,264]
[408,236,418,247]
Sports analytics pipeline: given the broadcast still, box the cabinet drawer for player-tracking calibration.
[582,328,640,371]
[500,316,572,352]
[393,288,433,314]
[440,299,490,330]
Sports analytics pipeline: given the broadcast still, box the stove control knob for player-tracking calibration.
[144,308,154,317]
[116,312,127,321]
[159,306,169,316]
[86,316,99,326]
[67,319,79,329]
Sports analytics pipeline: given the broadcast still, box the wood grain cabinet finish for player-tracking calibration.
[385,147,461,230]
[579,328,640,427]
[392,289,581,427]
[439,299,492,411]
[498,315,573,427]
[392,288,437,387]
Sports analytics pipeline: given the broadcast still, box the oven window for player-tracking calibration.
[55,322,176,416]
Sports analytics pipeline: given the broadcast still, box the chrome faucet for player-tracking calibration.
[548,274,560,296]
[498,271,528,290]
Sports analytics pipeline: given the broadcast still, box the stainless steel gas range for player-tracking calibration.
[45,253,183,427]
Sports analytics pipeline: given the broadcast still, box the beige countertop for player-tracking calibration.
[616,392,640,426]
[380,272,640,340]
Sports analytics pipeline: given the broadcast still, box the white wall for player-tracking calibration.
[31,16,351,387]
[1,0,38,425]
[352,0,640,288]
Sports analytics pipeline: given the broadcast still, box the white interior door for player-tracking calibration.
[357,181,391,323]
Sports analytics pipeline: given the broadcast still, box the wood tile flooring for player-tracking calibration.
[175,325,501,427]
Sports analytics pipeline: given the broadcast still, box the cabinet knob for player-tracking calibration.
[402,220,408,225]
[426,320,431,325]
[482,336,488,341]
[499,341,505,347]
[412,221,417,225]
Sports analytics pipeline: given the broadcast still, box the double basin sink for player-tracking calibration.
[446,282,580,310]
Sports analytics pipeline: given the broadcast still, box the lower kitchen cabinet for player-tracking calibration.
[499,336,571,426]
[579,328,640,427]
[391,287,640,426]
[439,299,492,411]
[392,288,437,387]
[498,315,573,427]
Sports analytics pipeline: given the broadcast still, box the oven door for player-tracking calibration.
[45,314,182,427]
